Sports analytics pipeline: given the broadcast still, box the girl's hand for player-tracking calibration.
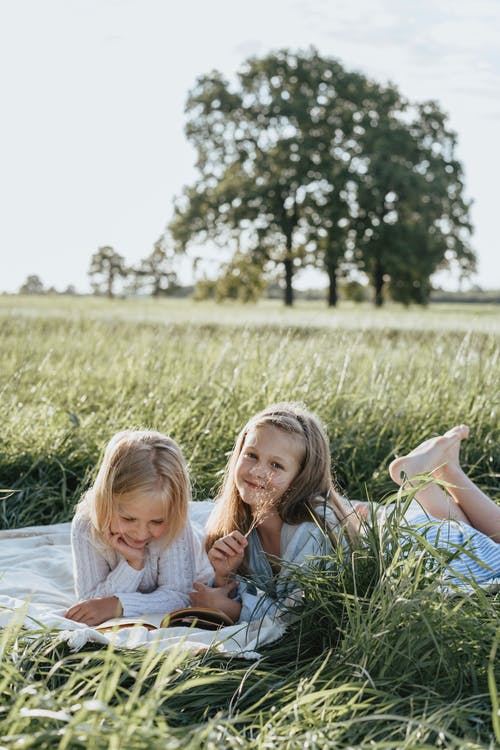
[208,531,248,586]
[190,581,242,622]
[64,596,122,626]
[107,531,145,570]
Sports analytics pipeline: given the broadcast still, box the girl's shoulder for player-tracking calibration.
[281,504,350,557]
[71,510,92,535]
[308,502,344,531]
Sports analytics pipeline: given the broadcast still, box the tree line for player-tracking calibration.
[18,240,179,300]
[18,48,476,306]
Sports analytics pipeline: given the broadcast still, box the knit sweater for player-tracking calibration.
[71,514,213,617]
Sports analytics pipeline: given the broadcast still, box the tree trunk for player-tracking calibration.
[283,219,295,306]
[326,264,337,307]
[373,261,384,307]
[284,258,294,306]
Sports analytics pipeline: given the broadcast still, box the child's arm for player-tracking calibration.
[189,581,242,622]
[208,530,248,587]
[107,522,205,617]
[65,596,123,626]
[70,515,146,602]
[68,515,194,622]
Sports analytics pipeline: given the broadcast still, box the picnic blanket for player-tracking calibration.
[0,501,285,658]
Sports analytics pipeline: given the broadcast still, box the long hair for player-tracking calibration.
[205,402,358,560]
[75,430,190,548]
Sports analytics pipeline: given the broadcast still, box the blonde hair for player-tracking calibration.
[76,430,189,547]
[205,402,358,561]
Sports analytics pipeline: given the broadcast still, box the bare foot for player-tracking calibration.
[389,425,469,485]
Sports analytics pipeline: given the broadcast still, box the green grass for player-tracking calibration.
[0,297,499,748]
[2,294,500,333]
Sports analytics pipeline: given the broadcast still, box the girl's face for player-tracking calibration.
[235,424,304,512]
[110,491,168,549]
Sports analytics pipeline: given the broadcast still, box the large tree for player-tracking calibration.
[170,49,367,306]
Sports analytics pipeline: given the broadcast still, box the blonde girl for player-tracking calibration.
[190,403,359,623]
[65,430,211,627]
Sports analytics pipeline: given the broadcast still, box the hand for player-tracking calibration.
[106,531,145,570]
[190,581,241,622]
[64,596,123,627]
[208,531,248,586]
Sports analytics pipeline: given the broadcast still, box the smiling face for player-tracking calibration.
[110,491,168,549]
[234,424,304,514]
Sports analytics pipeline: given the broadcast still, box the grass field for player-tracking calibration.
[1,296,499,748]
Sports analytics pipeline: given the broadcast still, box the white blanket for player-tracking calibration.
[0,502,285,658]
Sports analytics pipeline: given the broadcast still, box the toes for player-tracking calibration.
[443,424,469,440]
[389,458,404,484]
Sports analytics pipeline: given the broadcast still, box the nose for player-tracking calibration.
[131,522,150,541]
[249,461,266,480]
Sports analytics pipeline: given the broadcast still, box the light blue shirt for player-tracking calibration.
[238,506,348,622]
[398,500,500,586]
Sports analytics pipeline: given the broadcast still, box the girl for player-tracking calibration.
[191,407,500,623]
[382,424,500,584]
[65,430,212,627]
[190,403,360,623]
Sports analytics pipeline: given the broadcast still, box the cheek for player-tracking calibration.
[235,461,245,481]
[150,524,168,538]
[109,514,122,533]
[275,473,295,491]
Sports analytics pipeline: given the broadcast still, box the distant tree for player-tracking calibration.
[352,98,475,306]
[19,275,45,294]
[341,279,368,303]
[214,252,266,302]
[192,253,265,303]
[88,246,126,298]
[130,237,178,296]
[193,278,217,301]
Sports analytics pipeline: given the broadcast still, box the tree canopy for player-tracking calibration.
[19,275,46,295]
[128,237,178,297]
[88,246,126,298]
[171,48,475,306]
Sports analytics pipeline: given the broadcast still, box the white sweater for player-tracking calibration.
[71,514,213,617]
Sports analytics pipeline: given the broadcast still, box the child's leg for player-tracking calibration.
[389,425,500,542]
[436,465,500,543]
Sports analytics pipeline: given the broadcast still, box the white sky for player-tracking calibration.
[1,0,499,293]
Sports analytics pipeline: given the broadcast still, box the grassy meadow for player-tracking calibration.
[0,295,499,748]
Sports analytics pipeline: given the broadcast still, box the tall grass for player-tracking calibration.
[0,298,499,748]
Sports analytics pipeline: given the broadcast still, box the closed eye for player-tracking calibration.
[151,520,165,525]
